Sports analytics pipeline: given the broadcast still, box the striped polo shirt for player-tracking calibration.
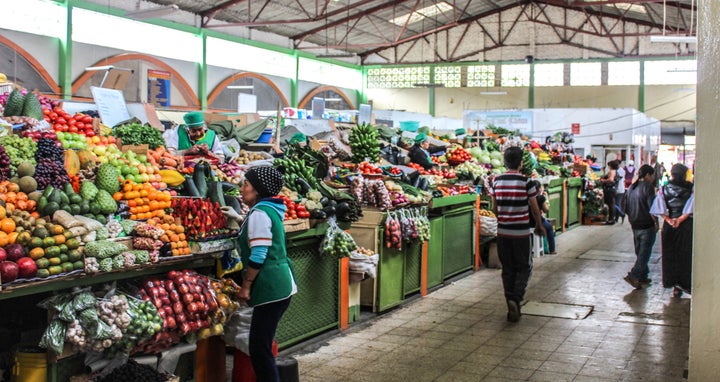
[491,171,537,238]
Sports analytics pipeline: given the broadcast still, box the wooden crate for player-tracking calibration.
[284,218,310,233]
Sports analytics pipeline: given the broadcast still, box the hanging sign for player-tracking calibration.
[571,123,580,135]
[90,86,131,128]
[147,70,171,107]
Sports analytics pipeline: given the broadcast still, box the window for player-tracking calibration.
[608,61,640,85]
[434,66,461,88]
[534,63,564,86]
[389,2,454,26]
[366,67,430,88]
[570,62,601,86]
[207,38,295,79]
[645,60,697,85]
[73,8,201,62]
[501,64,530,87]
[466,65,495,87]
[298,58,361,90]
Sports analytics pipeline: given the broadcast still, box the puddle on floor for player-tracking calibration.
[616,311,689,327]
[521,301,594,319]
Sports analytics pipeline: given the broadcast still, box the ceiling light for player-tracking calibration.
[126,4,179,20]
[480,91,507,95]
[413,83,444,88]
[324,98,342,102]
[227,85,254,89]
[650,35,697,44]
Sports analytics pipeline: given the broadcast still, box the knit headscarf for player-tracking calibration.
[245,166,284,199]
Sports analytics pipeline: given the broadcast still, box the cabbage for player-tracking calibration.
[491,159,503,168]
[479,155,492,165]
[490,151,504,160]
[469,147,484,159]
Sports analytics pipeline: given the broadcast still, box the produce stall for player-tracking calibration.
[429,194,478,281]
[566,177,583,228]
[546,178,565,232]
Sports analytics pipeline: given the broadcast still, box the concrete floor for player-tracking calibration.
[284,221,691,382]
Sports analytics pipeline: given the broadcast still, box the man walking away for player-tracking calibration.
[491,147,546,322]
[623,165,658,289]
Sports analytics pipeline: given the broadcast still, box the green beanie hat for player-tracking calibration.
[183,111,205,128]
[414,133,428,144]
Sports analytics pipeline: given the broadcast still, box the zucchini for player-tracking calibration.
[183,176,201,197]
[193,161,210,197]
[207,181,226,207]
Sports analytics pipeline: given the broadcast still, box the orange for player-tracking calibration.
[0,232,8,247]
[113,192,123,201]
[0,218,16,234]
[6,183,19,193]
[0,205,5,220]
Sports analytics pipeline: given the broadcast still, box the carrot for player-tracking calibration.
[160,157,177,167]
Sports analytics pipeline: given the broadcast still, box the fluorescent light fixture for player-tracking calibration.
[85,65,115,72]
[480,91,507,95]
[126,4,179,20]
[413,83,445,88]
[227,85,254,89]
[667,69,697,73]
[390,1,453,25]
[650,35,697,44]
[324,98,342,102]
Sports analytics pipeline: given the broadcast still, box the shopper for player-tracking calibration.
[654,161,667,188]
[651,163,694,298]
[599,160,620,224]
[224,166,297,381]
[622,165,658,289]
[615,161,627,223]
[491,147,545,322]
[408,133,444,170]
[530,180,556,254]
[164,111,225,161]
[623,160,636,188]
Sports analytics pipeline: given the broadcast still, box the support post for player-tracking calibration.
[421,241,428,296]
[339,257,349,330]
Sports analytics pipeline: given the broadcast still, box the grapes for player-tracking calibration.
[35,158,69,189]
[35,137,64,163]
[0,144,10,180]
[0,135,37,176]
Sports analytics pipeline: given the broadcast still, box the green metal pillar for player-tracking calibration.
[428,68,435,116]
[59,1,73,99]
[528,62,535,108]
[638,60,645,112]
[291,52,299,107]
[358,66,368,105]
[199,30,208,110]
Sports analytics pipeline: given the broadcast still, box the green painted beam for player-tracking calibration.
[639,60,645,112]
[291,52,299,107]
[528,62,535,108]
[59,0,73,99]
[199,30,208,109]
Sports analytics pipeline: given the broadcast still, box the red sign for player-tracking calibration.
[571,123,580,135]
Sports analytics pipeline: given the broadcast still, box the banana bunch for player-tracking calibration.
[535,150,552,163]
[478,209,496,218]
[521,151,535,177]
[349,123,380,163]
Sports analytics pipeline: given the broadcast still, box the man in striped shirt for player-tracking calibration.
[491,147,546,322]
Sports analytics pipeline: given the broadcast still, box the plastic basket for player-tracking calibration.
[256,129,273,143]
[399,121,419,132]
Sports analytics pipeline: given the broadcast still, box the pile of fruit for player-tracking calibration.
[349,123,380,163]
[170,198,230,240]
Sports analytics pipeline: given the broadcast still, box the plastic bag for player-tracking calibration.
[349,251,379,279]
[384,212,402,250]
[39,319,66,355]
[479,215,498,237]
[217,248,243,278]
[223,304,254,355]
[320,217,357,257]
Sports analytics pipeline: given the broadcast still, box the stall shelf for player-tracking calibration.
[566,177,583,228]
[276,224,340,348]
[546,178,565,232]
[429,194,478,280]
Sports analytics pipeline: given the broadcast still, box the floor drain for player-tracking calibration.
[521,301,593,320]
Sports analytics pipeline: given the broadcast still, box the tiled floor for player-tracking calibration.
[285,222,691,382]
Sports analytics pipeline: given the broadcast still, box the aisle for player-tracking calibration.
[286,222,690,382]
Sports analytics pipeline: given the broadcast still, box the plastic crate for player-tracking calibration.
[399,121,419,132]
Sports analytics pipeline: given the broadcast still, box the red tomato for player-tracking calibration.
[82,115,93,123]
[69,126,78,133]
[63,113,72,120]
[53,106,63,113]
[85,130,95,137]
[68,118,76,126]
[42,108,50,115]
[76,122,85,129]
[49,112,58,119]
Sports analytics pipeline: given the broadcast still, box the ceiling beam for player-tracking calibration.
[200,0,247,27]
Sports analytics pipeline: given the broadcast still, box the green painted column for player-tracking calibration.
[638,60,645,112]
[358,66,368,105]
[428,68,435,116]
[291,52,299,107]
[59,1,73,99]
[528,62,535,108]
[199,30,207,110]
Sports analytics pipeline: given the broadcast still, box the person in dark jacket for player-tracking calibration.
[651,163,694,297]
[408,133,445,170]
[599,160,620,224]
[622,165,658,289]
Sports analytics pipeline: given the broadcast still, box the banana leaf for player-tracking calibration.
[207,118,270,144]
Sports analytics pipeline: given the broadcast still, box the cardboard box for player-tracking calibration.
[120,143,149,155]
[204,113,260,128]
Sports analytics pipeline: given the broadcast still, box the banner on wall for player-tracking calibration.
[147,69,171,107]
[463,110,533,136]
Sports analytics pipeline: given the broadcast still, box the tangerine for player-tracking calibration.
[0,218,16,234]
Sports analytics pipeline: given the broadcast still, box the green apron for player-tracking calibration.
[178,126,217,151]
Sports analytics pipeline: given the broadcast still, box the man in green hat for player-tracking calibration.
[408,133,445,170]
[165,111,225,161]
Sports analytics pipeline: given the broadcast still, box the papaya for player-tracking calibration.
[159,169,186,187]
[64,150,80,176]
[76,150,98,170]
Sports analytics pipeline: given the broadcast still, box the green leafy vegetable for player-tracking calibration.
[112,123,166,149]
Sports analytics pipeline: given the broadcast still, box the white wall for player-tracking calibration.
[0,28,60,84]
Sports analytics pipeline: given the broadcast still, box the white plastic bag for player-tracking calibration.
[223,305,254,355]
[349,251,379,279]
[479,215,498,237]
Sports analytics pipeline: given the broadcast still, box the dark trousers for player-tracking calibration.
[615,192,626,220]
[604,190,617,222]
[249,297,292,382]
[630,227,657,281]
[497,235,533,303]
[541,219,555,253]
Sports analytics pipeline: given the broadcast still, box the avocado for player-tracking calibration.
[37,197,48,215]
[49,189,62,205]
[80,201,90,214]
[42,185,55,198]
[69,193,82,205]
[45,202,60,217]
[59,191,69,205]
[60,204,72,214]
[70,204,81,215]
[64,183,75,196]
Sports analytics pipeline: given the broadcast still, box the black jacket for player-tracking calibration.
[663,182,693,219]
[624,181,656,230]
[408,144,444,170]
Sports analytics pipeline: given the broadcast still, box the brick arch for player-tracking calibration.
[299,86,355,110]
[208,72,289,109]
[0,35,61,96]
[71,53,198,107]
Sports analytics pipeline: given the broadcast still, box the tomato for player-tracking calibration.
[53,106,63,113]
[68,118,76,126]
[42,108,50,115]
[82,115,93,123]
[69,126,78,133]
[76,122,85,129]
[85,130,95,137]
[49,112,58,119]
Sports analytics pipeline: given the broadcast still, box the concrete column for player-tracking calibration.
[689,0,720,380]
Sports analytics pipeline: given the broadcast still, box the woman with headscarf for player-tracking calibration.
[650,163,694,297]
[408,133,445,170]
[223,166,297,381]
